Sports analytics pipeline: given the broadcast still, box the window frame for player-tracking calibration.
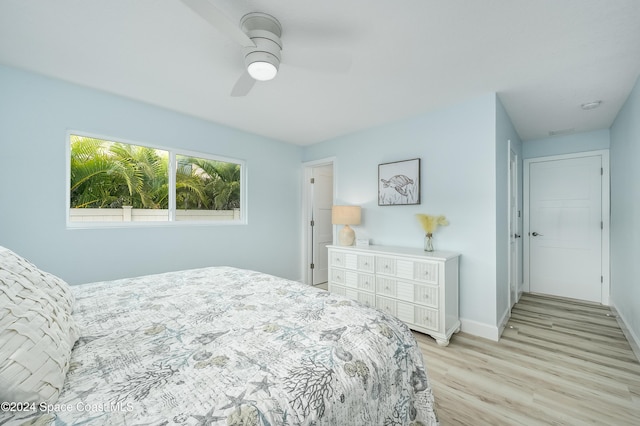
[66,130,247,228]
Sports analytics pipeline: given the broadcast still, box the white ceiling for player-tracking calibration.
[1,0,639,145]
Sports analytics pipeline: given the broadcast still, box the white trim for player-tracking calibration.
[300,157,336,285]
[460,318,500,341]
[507,140,520,311]
[66,129,248,228]
[507,141,512,310]
[168,151,177,221]
[523,150,610,304]
[611,303,640,363]
[498,305,511,338]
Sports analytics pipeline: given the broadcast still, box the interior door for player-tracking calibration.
[311,164,333,285]
[528,155,602,302]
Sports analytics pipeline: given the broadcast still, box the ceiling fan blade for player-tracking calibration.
[285,48,352,74]
[230,72,256,97]
[181,0,255,48]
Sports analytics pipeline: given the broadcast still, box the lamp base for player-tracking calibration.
[338,225,356,246]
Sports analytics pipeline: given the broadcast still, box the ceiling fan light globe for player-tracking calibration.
[247,61,278,81]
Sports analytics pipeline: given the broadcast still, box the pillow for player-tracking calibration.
[0,246,75,313]
[0,269,79,404]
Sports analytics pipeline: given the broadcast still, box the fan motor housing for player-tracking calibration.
[241,13,282,80]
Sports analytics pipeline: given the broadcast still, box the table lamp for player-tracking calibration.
[332,205,361,246]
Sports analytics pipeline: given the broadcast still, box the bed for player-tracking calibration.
[0,246,439,425]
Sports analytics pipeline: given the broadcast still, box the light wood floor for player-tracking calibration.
[414,293,640,425]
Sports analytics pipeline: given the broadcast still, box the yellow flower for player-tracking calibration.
[416,214,449,234]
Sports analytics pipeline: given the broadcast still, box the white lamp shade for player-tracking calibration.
[332,206,361,246]
[331,205,361,225]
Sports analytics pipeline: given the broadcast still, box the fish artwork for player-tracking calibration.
[380,174,414,196]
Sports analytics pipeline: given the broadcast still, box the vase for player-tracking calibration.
[424,233,434,252]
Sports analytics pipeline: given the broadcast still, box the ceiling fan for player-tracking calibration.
[181,0,350,97]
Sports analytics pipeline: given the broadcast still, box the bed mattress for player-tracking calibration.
[4,266,438,425]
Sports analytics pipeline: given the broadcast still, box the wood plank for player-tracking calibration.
[416,293,640,425]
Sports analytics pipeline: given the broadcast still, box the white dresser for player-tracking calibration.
[327,244,461,346]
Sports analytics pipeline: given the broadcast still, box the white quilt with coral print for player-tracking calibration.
[4,266,438,425]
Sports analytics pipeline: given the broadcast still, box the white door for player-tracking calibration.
[311,164,333,285]
[509,147,519,307]
[528,155,602,302]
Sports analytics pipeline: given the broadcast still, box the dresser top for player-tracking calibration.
[327,244,460,261]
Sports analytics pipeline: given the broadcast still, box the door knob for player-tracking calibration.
[531,232,543,236]
[514,234,521,238]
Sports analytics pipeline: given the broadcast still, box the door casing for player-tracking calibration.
[301,157,336,285]
[523,150,610,304]
[508,142,520,309]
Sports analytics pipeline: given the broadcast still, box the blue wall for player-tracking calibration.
[523,128,610,159]
[8,61,628,344]
[303,94,505,338]
[522,112,639,349]
[610,75,640,346]
[0,65,303,284]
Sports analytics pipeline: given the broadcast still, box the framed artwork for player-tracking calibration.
[378,158,420,206]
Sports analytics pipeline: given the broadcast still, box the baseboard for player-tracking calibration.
[610,304,640,363]
[497,307,511,338]
[460,318,500,341]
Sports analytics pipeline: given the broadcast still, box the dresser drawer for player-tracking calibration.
[345,288,375,308]
[413,306,439,331]
[330,284,374,308]
[376,276,396,297]
[331,251,374,273]
[357,255,375,273]
[376,295,397,316]
[333,269,375,291]
[396,259,439,284]
[376,256,396,275]
[376,256,439,285]
[377,277,439,309]
[330,251,347,268]
[357,273,376,292]
[330,268,347,285]
[376,296,439,331]
[414,284,439,308]
[377,296,414,323]
[412,261,439,284]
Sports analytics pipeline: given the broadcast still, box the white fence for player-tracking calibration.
[69,206,240,222]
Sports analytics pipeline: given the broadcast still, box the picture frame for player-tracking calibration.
[378,158,420,206]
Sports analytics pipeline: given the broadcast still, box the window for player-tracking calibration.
[68,133,245,226]
[174,154,242,221]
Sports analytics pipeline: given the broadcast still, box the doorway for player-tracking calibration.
[523,150,610,304]
[302,159,335,286]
